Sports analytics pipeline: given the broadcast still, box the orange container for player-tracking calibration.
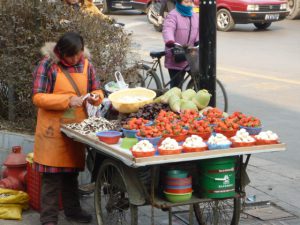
[26,162,63,211]
[163,134,187,142]
[182,145,208,153]
[158,147,182,155]
[165,188,193,194]
[188,131,211,140]
[214,129,238,138]
[131,149,156,158]
[255,139,279,145]
[230,140,256,148]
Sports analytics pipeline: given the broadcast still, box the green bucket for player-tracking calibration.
[198,157,236,198]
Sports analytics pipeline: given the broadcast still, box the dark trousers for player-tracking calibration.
[40,172,81,224]
[168,69,185,88]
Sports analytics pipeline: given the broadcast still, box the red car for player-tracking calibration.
[217,0,289,31]
[95,0,288,32]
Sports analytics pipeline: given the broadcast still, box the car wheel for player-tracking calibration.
[287,0,300,19]
[254,22,272,29]
[102,0,111,14]
[217,9,235,32]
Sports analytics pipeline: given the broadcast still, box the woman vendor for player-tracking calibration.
[32,32,103,225]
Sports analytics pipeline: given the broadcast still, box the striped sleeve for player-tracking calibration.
[87,61,101,92]
[32,57,55,94]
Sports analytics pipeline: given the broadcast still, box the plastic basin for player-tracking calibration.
[214,129,238,138]
[230,140,256,148]
[165,178,192,186]
[122,128,138,138]
[135,135,161,146]
[164,191,192,203]
[182,145,208,153]
[120,138,138,149]
[207,142,232,150]
[188,131,211,140]
[166,169,188,178]
[108,88,156,113]
[255,139,279,145]
[96,131,122,145]
[158,147,182,155]
[131,149,156,158]
[165,188,193,194]
[240,126,262,135]
[162,134,187,142]
[165,184,192,189]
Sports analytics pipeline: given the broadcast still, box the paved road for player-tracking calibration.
[111,12,300,170]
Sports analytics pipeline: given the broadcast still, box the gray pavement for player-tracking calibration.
[1,155,300,225]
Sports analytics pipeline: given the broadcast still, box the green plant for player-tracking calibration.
[0,0,131,132]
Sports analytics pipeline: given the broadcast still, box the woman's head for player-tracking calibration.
[55,32,84,65]
[176,0,193,7]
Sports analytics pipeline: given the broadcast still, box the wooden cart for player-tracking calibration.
[61,125,286,225]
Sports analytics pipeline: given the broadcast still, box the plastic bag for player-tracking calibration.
[104,71,128,94]
[0,188,29,220]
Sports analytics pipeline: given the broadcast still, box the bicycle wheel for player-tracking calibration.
[193,196,241,225]
[127,63,162,91]
[95,159,138,225]
[187,79,228,112]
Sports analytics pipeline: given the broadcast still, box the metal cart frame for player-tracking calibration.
[61,126,286,225]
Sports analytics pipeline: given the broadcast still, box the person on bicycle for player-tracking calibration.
[162,0,199,88]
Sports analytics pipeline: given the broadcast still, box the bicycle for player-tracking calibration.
[130,46,229,112]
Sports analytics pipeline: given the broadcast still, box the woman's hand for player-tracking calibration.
[69,96,84,108]
[87,94,100,104]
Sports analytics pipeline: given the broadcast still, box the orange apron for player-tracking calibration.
[33,60,89,169]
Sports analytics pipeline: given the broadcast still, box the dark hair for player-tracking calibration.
[176,0,183,4]
[55,32,84,57]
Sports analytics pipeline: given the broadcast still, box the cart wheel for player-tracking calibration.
[95,159,138,225]
[193,196,241,225]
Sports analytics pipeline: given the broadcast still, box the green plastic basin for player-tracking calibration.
[164,191,192,203]
[166,169,188,178]
[120,137,138,149]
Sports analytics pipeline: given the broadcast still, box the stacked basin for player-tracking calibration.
[163,169,193,203]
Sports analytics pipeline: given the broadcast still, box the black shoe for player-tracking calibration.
[78,182,95,196]
[66,209,92,223]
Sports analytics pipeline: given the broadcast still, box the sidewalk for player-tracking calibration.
[1,156,300,225]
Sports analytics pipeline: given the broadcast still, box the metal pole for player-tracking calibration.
[198,0,217,107]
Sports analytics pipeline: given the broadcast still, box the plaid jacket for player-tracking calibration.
[33,55,100,173]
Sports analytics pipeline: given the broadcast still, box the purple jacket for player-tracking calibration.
[163,9,199,70]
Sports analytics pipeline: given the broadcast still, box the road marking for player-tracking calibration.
[219,67,300,85]
[125,21,148,28]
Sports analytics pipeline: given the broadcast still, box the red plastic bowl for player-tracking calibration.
[214,129,238,138]
[165,179,192,186]
[230,140,256,148]
[255,139,279,145]
[165,188,193,194]
[131,149,156,158]
[163,134,187,142]
[182,145,208,153]
[96,131,122,144]
[165,176,192,183]
[188,131,211,140]
[158,147,182,155]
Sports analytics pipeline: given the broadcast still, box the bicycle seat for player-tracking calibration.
[150,51,166,59]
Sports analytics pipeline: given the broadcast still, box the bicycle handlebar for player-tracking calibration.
[150,44,199,59]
